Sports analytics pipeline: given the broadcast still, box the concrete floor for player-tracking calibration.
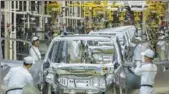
[1,85,41,94]
[1,86,169,94]
[132,88,169,94]
[1,81,169,94]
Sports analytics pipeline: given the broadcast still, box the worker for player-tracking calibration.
[134,49,157,94]
[133,37,142,62]
[53,29,60,37]
[4,56,34,94]
[157,32,167,61]
[29,36,41,61]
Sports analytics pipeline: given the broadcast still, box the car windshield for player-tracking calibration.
[48,39,117,64]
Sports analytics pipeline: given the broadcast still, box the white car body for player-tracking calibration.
[89,25,138,61]
[42,35,123,94]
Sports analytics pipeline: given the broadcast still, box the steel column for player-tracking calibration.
[12,1,17,60]
[0,0,2,93]
[9,1,12,60]
[26,1,30,29]
[4,1,11,59]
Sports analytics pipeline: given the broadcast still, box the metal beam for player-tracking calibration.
[0,0,2,93]
[1,9,51,17]
[13,1,16,59]
[1,0,146,1]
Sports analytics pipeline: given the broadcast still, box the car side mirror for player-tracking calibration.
[43,61,50,70]
[114,63,119,70]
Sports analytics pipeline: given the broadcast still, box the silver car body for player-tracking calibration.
[43,35,123,94]
[89,25,137,46]
[89,26,137,62]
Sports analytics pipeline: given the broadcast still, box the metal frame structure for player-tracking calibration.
[0,0,2,93]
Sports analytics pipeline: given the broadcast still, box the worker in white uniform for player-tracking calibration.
[4,56,34,94]
[134,49,157,94]
[133,37,142,62]
[70,41,80,62]
[157,32,166,60]
[29,36,41,61]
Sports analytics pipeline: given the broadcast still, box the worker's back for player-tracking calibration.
[140,63,157,85]
[4,67,33,90]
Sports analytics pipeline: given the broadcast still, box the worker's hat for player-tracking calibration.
[31,36,39,42]
[23,56,34,64]
[135,37,142,41]
[141,49,155,58]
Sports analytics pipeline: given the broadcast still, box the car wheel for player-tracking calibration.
[112,85,120,94]
[122,88,127,94]
[118,86,128,94]
[42,82,52,94]
[42,82,60,94]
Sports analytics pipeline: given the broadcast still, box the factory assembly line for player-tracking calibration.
[1,0,169,94]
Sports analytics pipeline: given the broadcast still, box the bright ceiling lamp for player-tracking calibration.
[128,1,146,7]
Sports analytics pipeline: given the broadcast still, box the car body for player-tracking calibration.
[42,35,124,94]
[89,25,137,46]
[89,25,138,62]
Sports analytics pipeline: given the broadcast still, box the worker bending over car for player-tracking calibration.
[4,56,34,94]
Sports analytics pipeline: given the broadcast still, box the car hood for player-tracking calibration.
[50,63,114,76]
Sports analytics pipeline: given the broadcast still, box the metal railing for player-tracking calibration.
[0,37,31,60]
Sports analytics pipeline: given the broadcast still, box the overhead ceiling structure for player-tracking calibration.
[127,1,147,11]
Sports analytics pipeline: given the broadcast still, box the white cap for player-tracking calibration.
[135,37,142,41]
[32,36,39,42]
[23,56,34,64]
[141,49,155,58]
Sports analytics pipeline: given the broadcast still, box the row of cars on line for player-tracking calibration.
[41,25,140,94]
[1,25,169,94]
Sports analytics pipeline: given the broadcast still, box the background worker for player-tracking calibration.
[133,37,142,62]
[157,32,167,61]
[4,56,34,94]
[29,36,41,61]
[134,49,157,94]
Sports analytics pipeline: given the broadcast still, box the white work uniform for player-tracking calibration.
[29,46,41,61]
[69,41,80,62]
[134,63,157,94]
[4,67,33,94]
[157,35,166,60]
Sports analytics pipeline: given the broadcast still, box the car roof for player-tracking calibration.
[52,34,112,41]
[96,25,135,32]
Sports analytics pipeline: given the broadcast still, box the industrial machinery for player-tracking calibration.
[143,1,167,52]
[68,1,125,32]
[47,1,62,37]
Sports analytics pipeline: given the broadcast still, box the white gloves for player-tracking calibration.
[136,61,142,67]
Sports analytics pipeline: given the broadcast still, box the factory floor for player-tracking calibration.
[131,87,169,94]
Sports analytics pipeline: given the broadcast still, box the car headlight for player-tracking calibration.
[120,71,126,79]
[106,74,114,85]
[92,77,99,87]
[99,78,105,87]
[46,73,54,84]
[93,83,99,87]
